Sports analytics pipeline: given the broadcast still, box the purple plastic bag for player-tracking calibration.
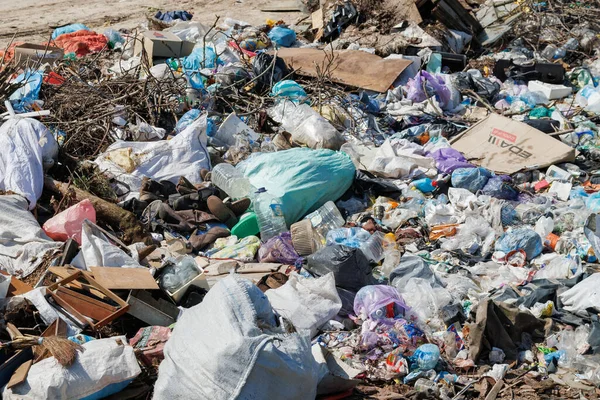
[258,232,302,264]
[353,285,409,320]
[422,71,452,109]
[406,71,452,109]
[406,72,427,103]
[429,148,474,174]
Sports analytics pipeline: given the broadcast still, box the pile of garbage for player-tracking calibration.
[3,1,600,398]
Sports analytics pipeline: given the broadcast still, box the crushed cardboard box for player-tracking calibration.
[450,113,577,174]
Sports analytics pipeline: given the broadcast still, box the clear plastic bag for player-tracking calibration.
[353,285,408,320]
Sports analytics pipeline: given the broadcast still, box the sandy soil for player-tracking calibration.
[0,0,304,47]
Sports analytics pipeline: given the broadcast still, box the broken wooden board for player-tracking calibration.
[6,360,32,389]
[49,266,158,290]
[276,48,412,92]
[0,271,33,297]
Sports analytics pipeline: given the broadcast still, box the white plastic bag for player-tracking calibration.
[94,115,210,200]
[71,220,142,269]
[0,118,58,209]
[269,101,345,150]
[368,137,436,178]
[559,273,600,317]
[2,336,141,400]
[154,275,319,400]
[266,273,342,337]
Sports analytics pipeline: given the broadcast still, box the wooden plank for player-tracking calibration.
[89,267,159,290]
[260,3,302,12]
[0,271,33,297]
[444,0,483,32]
[55,286,117,321]
[6,359,32,389]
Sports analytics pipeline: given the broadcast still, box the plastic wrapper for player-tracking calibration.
[353,285,408,320]
[42,199,96,244]
[271,80,307,103]
[258,232,302,264]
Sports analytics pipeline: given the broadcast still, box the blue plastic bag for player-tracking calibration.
[451,167,492,193]
[154,10,193,22]
[176,109,202,133]
[239,148,355,225]
[271,80,307,103]
[495,228,542,260]
[587,192,600,212]
[481,176,518,200]
[9,71,43,112]
[268,26,297,47]
[52,23,89,40]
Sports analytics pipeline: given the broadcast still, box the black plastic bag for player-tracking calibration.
[306,245,374,291]
[252,53,291,91]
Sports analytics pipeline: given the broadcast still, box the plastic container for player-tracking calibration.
[160,256,200,293]
[231,212,260,238]
[546,165,572,182]
[42,199,96,244]
[414,344,440,370]
[304,201,345,237]
[254,187,288,242]
[325,228,385,262]
[211,163,256,199]
[260,137,277,152]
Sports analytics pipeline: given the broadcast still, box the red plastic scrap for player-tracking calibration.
[53,30,108,57]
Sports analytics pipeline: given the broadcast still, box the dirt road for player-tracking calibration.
[1,0,303,47]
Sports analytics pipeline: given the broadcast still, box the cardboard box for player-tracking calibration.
[135,30,194,60]
[14,44,63,65]
[450,114,576,174]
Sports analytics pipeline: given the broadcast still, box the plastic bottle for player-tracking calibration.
[254,187,288,241]
[414,378,439,396]
[304,201,345,237]
[545,165,572,182]
[380,249,401,278]
[326,227,371,247]
[260,137,277,152]
[414,344,441,370]
[211,163,256,199]
[541,44,559,60]
[361,231,386,262]
[411,178,436,193]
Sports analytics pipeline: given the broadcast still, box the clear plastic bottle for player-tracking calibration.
[211,163,256,199]
[254,187,288,241]
[326,227,371,247]
[380,249,401,278]
[541,44,559,60]
[260,137,277,152]
[361,231,386,262]
[304,201,345,237]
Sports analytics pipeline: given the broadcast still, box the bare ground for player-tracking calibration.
[0,0,304,47]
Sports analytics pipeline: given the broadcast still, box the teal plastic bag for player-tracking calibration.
[239,148,355,225]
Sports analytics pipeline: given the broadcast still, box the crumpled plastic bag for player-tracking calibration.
[559,273,600,317]
[269,101,345,150]
[451,167,491,193]
[429,148,473,174]
[42,199,96,244]
[353,285,409,320]
[306,245,375,291]
[368,137,436,179]
[53,30,108,57]
[481,176,518,200]
[266,273,342,337]
[495,228,543,260]
[258,232,302,264]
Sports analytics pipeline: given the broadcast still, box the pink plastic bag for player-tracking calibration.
[43,199,96,244]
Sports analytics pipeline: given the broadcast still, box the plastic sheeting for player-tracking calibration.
[239,148,355,226]
[0,118,58,209]
[154,275,319,399]
[94,115,211,201]
[3,336,141,400]
[0,195,61,277]
[266,273,342,337]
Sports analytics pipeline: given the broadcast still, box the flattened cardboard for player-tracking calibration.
[450,114,576,174]
[276,48,413,92]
